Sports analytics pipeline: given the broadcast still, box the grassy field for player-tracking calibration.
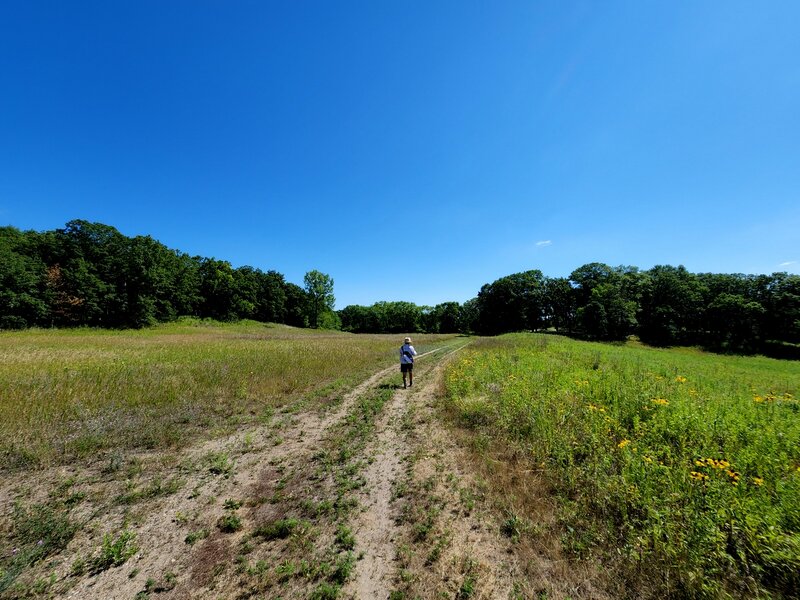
[0,319,455,471]
[444,334,800,599]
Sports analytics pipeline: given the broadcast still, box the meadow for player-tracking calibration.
[445,334,799,599]
[0,319,455,471]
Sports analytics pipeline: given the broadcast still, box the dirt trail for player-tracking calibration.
[344,378,408,598]
[343,346,529,599]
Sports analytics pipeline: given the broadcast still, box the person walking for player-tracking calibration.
[400,337,417,389]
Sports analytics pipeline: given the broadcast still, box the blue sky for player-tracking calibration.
[2,2,799,308]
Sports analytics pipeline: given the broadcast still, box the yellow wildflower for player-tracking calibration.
[753,395,764,403]
[618,439,631,449]
[675,376,687,383]
[690,471,708,481]
[651,398,669,406]
[643,456,653,464]
[752,477,764,486]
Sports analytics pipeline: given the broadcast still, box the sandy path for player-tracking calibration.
[345,380,408,598]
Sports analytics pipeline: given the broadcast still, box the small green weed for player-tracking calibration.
[331,552,355,585]
[500,510,525,543]
[253,517,302,540]
[457,574,477,599]
[223,498,242,510]
[310,581,341,600]
[206,452,234,477]
[217,513,243,533]
[90,529,138,574]
[334,524,355,551]
[184,528,210,545]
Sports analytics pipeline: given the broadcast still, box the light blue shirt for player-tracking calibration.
[400,344,417,364]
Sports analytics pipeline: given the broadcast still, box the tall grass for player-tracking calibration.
[445,334,799,599]
[0,319,455,470]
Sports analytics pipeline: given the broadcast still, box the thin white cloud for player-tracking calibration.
[779,261,797,267]
[536,240,552,247]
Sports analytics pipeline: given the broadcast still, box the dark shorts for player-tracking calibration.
[400,363,413,373]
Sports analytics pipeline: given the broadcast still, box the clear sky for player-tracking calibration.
[2,2,799,308]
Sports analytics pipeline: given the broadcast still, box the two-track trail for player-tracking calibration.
[344,346,524,600]
[2,338,587,600]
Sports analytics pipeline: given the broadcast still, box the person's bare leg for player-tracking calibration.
[402,371,407,388]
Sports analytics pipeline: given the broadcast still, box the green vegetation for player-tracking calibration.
[89,530,138,574]
[253,518,305,541]
[217,512,243,533]
[445,334,799,598]
[0,498,78,593]
[0,320,456,469]
[184,528,210,546]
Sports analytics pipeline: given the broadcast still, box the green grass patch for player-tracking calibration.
[445,334,800,599]
[89,529,138,574]
[0,499,79,593]
[253,517,305,540]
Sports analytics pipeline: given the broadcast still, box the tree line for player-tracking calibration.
[467,263,800,356]
[0,220,336,330]
[338,263,800,357]
[2,221,799,357]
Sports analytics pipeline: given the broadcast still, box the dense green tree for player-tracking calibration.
[476,270,546,335]
[374,301,422,333]
[543,277,576,332]
[569,264,640,340]
[283,282,308,328]
[232,266,261,320]
[339,304,379,333]
[570,262,617,306]
[706,293,766,352]
[198,258,237,321]
[254,270,288,323]
[340,300,464,334]
[3,220,800,359]
[638,265,706,346]
[458,298,480,334]
[169,252,202,317]
[431,301,462,333]
[0,228,47,328]
[762,273,800,344]
[303,270,335,328]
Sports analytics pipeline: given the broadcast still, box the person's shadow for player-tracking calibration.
[378,383,403,390]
